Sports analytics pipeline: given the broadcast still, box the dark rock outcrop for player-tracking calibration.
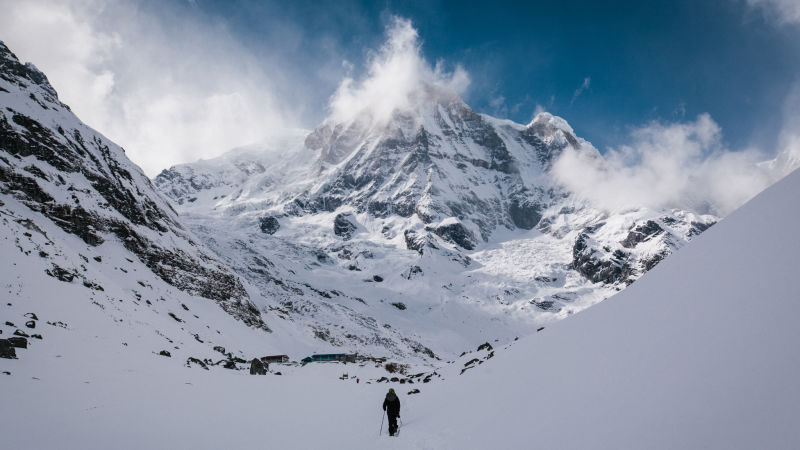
[258,215,280,234]
[572,232,633,285]
[7,337,27,348]
[333,212,358,240]
[426,220,476,250]
[621,220,664,248]
[249,358,268,375]
[0,339,17,358]
[508,197,542,230]
[404,229,428,254]
[689,220,715,237]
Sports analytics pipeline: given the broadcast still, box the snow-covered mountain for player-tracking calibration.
[4,140,797,450]
[0,41,306,368]
[154,81,719,359]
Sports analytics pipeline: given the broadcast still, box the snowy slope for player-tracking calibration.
[412,166,800,449]
[2,164,796,450]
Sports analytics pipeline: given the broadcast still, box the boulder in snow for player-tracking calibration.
[249,358,268,375]
[333,213,358,240]
[258,216,280,234]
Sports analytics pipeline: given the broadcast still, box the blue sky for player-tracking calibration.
[192,0,800,152]
[1,0,799,174]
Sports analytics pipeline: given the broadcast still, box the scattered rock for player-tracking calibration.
[186,357,208,370]
[25,320,35,329]
[391,302,406,311]
[0,339,17,359]
[222,359,237,370]
[403,265,423,279]
[249,358,268,375]
[8,337,27,348]
[372,275,384,282]
[531,299,556,311]
[5,321,14,327]
[168,312,183,323]
[477,342,493,352]
[407,389,420,395]
[464,358,480,367]
[159,350,171,357]
[30,334,42,340]
[24,313,38,320]
[13,330,29,338]
[45,264,76,282]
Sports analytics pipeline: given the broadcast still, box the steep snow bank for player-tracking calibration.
[416,167,800,449]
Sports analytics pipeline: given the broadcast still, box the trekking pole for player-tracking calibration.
[379,410,385,436]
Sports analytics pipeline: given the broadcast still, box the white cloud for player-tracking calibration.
[747,0,800,25]
[551,114,786,216]
[0,0,299,176]
[328,17,470,126]
[773,81,800,169]
[570,77,591,105]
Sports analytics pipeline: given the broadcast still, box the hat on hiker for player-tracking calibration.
[388,388,395,394]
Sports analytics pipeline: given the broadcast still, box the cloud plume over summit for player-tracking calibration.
[328,17,470,126]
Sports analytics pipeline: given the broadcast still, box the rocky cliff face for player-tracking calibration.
[0,41,266,329]
[292,91,582,245]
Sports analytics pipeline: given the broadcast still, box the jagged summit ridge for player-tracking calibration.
[293,89,590,244]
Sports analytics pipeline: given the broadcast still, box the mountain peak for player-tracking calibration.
[525,111,581,149]
[0,41,59,102]
[527,112,574,134]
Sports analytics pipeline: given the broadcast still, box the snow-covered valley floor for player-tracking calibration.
[3,166,799,449]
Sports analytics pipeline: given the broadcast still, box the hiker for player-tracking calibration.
[382,388,401,436]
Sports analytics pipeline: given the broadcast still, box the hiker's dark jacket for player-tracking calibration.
[383,393,401,417]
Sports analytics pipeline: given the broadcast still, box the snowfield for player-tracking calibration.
[2,167,797,449]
